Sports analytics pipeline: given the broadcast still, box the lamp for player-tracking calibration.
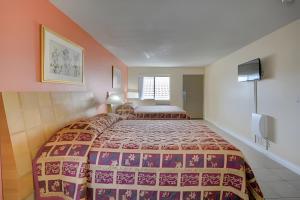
[106,92,124,113]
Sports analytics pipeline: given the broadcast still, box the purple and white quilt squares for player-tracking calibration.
[102,142,121,149]
[186,154,204,168]
[76,184,87,199]
[227,155,244,170]
[159,191,180,200]
[122,143,140,149]
[95,170,114,184]
[138,172,157,186]
[70,123,89,130]
[62,161,79,177]
[38,181,46,194]
[48,134,59,143]
[59,132,78,141]
[88,151,98,164]
[183,192,201,200]
[68,144,89,156]
[45,161,60,175]
[117,171,135,185]
[201,173,221,186]
[139,190,157,200]
[223,173,243,191]
[142,153,160,168]
[203,191,221,200]
[50,144,71,156]
[48,180,62,193]
[76,132,94,141]
[159,173,178,186]
[206,154,224,168]
[36,163,42,176]
[95,189,116,200]
[121,153,140,167]
[180,173,200,186]
[119,189,137,200]
[98,152,120,166]
[162,154,183,168]
[222,191,242,200]
[79,163,88,178]
[62,181,76,199]
[33,119,263,200]
[40,145,53,157]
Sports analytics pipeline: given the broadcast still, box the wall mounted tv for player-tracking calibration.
[238,58,262,82]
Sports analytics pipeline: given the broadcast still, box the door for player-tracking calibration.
[183,75,204,119]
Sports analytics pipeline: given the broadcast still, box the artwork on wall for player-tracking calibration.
[112,66,122,89]
[41,25,84,84]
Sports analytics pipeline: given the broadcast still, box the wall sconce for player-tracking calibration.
[106,92,124,113]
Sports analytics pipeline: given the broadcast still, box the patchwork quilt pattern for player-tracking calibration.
[125,113,191,120]
[33,119,263,200]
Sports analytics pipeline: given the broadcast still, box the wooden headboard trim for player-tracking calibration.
[0,91,101,200]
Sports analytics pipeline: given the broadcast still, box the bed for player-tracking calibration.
[116,104,190,119]
[33,114,263,200]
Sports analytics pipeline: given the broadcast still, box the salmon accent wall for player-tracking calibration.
[0,0,128,108]
[0,0,127,199]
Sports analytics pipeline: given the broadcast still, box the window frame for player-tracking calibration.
[141,76,171,101]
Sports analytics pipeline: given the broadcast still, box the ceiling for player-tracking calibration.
[50,0,300,67]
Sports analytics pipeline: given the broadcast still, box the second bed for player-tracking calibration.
[116,104,191,119]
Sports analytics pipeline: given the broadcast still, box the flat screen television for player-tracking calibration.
[238,58,262,82]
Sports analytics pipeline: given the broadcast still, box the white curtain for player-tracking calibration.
[138,76,144,100]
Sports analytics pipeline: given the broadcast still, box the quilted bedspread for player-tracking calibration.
[128,112,191,120]
[115,104,190,120]
[33,119,263,200]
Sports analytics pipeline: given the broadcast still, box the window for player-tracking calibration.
[141,76,170,100]
[141,77,155,99]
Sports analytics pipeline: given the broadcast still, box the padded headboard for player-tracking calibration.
[0,91,100,200]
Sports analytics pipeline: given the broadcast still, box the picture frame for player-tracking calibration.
[112,66,122,89]
[41,25,84,84]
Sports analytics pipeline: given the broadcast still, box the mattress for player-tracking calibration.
[33,117,263,200]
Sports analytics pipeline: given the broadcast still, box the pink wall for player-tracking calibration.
[0,0,128,107]
[0,2,128,197]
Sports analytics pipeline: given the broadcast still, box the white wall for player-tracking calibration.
[205,19,300,167]
[128,67,204,107]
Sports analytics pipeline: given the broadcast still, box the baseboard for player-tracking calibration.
[207,120,300,176]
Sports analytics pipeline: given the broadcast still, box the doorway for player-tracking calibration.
[183,74,204,119]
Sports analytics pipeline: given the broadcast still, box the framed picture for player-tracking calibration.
[112,66,122,89]
[41,25,84,84]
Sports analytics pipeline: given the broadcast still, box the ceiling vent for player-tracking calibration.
[281,0,295,6]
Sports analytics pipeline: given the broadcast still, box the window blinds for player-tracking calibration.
[141,76,170,100]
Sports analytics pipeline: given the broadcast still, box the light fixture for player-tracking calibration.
[143,52,151,59]
[281,0,295,7]
[106,93,124,112]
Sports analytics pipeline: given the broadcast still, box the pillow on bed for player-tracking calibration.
[88,113,122,131]
[72,113,122,134]
[48,113,121,145]
[115,103,135,115]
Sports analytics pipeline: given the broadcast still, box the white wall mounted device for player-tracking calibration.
[251,113,269,149]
